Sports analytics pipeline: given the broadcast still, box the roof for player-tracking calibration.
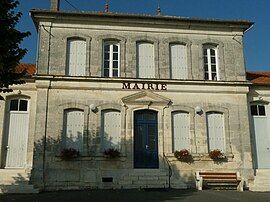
[15,64,36,76]
[30,9,253,31]
[247,72,270,86]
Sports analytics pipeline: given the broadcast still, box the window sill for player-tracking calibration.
[165,153,234,162]
[54,155,127,162]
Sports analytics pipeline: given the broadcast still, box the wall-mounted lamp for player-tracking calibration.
[90,104,98,113]
[195,106,203,115]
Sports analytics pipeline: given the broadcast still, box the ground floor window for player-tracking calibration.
[206,112,225,152]
[172,111,190,152]
[62,109,84,153]
[101,109,121,150]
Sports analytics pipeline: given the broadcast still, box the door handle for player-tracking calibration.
[6,146,9,150]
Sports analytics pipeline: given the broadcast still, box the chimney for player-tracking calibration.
[51,0,60,11]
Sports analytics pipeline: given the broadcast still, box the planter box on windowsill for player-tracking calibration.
[165,153,234,162]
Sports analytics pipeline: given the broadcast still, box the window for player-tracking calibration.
[63,109,84,152]
[10,99,28,112]
[206,112,225,152]
[66,39,86,76]
[172,111,190,151]
[101,110,121,150]
[251,105,266,116]
[103,41,120,77]
[203,45,219,80]
[170,44,188,79]
[137,42,155,78]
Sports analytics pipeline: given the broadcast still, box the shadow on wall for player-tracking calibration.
[26,129,197,191]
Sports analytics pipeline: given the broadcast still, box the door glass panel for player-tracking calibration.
[258,105,266,116]
[19,100,28,111]
[10,100,19,111]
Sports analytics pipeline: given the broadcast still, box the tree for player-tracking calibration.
[0,0,31,97]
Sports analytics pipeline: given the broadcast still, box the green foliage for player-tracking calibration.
[0,0,31,93]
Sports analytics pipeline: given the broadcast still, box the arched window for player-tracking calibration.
[101,109,121,150]
[170,44,188,79]
[203,45,219,80]
[172,111,190,151]
[66,38,86,76]
[206,112,225,152]
[103,41,120,77]
[137,42,155,78]
[62,109,84,152]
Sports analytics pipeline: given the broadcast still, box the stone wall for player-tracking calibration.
[30,77,253,190]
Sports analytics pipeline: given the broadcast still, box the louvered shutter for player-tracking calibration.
[102,110,121,150]
[207,112,225,152]
[172,112,190,151]
[67,39,86,76]
[137,43,155,78]
[170,44,188,79]
[63,109,84,152]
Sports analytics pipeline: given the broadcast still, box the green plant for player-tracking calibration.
[103,148,120,159]
[60,148,80,160]
[174,149,193,162]
[209,149,226,160]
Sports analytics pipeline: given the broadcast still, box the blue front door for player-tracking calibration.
[134,110,158,168]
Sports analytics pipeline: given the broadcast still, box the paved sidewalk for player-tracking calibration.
[1,189,270,202]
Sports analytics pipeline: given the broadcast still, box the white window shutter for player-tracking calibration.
[207,112,225,152]
[137,43,155,78]
[170,44,188,79]
[102,110,121,150]
[172,112,190,151]
[67,39,86,76]
[63,109,84,153]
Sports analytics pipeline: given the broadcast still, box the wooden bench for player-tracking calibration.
[195,171,243,191]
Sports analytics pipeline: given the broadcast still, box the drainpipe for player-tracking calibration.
[42,79,51,189]
[162,102,172,188]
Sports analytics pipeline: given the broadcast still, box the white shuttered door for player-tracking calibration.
[207,112,225,152]
[170,44,188,79]
[137,43,155,78]
[67,39,86,76]
[5,99,29,168]
[102,110,121,150]
[172,112,190,151]
[63,109,84,153]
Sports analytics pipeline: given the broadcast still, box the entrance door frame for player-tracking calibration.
[132,109,159,169]
[1,96,30,168]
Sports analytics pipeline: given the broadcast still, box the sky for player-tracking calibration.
[17,0,270,72]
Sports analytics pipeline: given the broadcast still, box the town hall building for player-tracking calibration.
[0,0,269,193]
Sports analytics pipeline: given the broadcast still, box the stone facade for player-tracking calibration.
[0,6,257,192]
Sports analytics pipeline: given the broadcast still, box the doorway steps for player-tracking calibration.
[0,169,39,194]
[101,169,169,189]
[250,169,270,192]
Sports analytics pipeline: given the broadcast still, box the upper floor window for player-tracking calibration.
[170,44,188,79]
[203,45,219,81]
[137,42,155,78]
[103,41,120,77]
[66,39,86,76]
[251,105,266,116]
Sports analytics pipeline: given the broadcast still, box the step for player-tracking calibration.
[250,169,270,192]
[0,185,39,194]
